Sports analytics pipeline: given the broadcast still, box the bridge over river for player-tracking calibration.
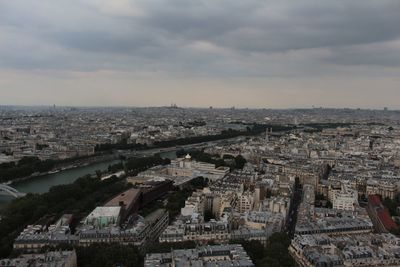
[0,184,26,198]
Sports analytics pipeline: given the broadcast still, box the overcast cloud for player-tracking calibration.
[0,0,399,108]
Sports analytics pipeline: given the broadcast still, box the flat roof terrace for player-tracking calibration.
[105,188,141,211]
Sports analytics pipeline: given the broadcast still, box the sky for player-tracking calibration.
[0,0,400,109]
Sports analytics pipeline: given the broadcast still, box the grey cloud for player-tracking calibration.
[325,42,400,67]
[0,0,400,75]
[50,31,155,53]
[137,0,400,52]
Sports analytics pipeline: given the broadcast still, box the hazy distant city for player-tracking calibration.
[1,105,398,164]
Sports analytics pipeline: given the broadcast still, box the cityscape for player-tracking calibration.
[1,1,400,267]
[1,107,400,266]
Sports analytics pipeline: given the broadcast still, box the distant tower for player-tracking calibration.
[266,128,272,141]
[254,186,261,209]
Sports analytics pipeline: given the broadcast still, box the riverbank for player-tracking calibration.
[1,150,177,196]
[1,132,247,187]
[3,153,120,186]
[1,135,250,201]
[0,159,123,209]
[0,149,177,206]
[11,159,122,193]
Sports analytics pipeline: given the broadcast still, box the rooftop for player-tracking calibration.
[104,188,141,208]
[86,206,121,219]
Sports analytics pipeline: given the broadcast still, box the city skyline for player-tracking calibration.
[0,103,398,111]
[1,0,400,109]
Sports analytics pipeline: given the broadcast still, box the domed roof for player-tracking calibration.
[185,154,192,160]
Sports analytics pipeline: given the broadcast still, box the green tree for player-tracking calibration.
[383,197,398,216]
[204,209,215,222]
[234,155,247,169]
[231,233,294,267]
[95,170,102,178]
[76,243,142,267]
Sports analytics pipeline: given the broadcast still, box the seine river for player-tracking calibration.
[0,150,177,209]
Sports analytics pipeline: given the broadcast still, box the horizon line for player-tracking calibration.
[0,104,398,112]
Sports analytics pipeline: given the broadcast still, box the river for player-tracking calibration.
[0,150,177,209]
[0,159,121,208]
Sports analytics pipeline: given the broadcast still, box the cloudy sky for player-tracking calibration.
[0,0,399,108]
